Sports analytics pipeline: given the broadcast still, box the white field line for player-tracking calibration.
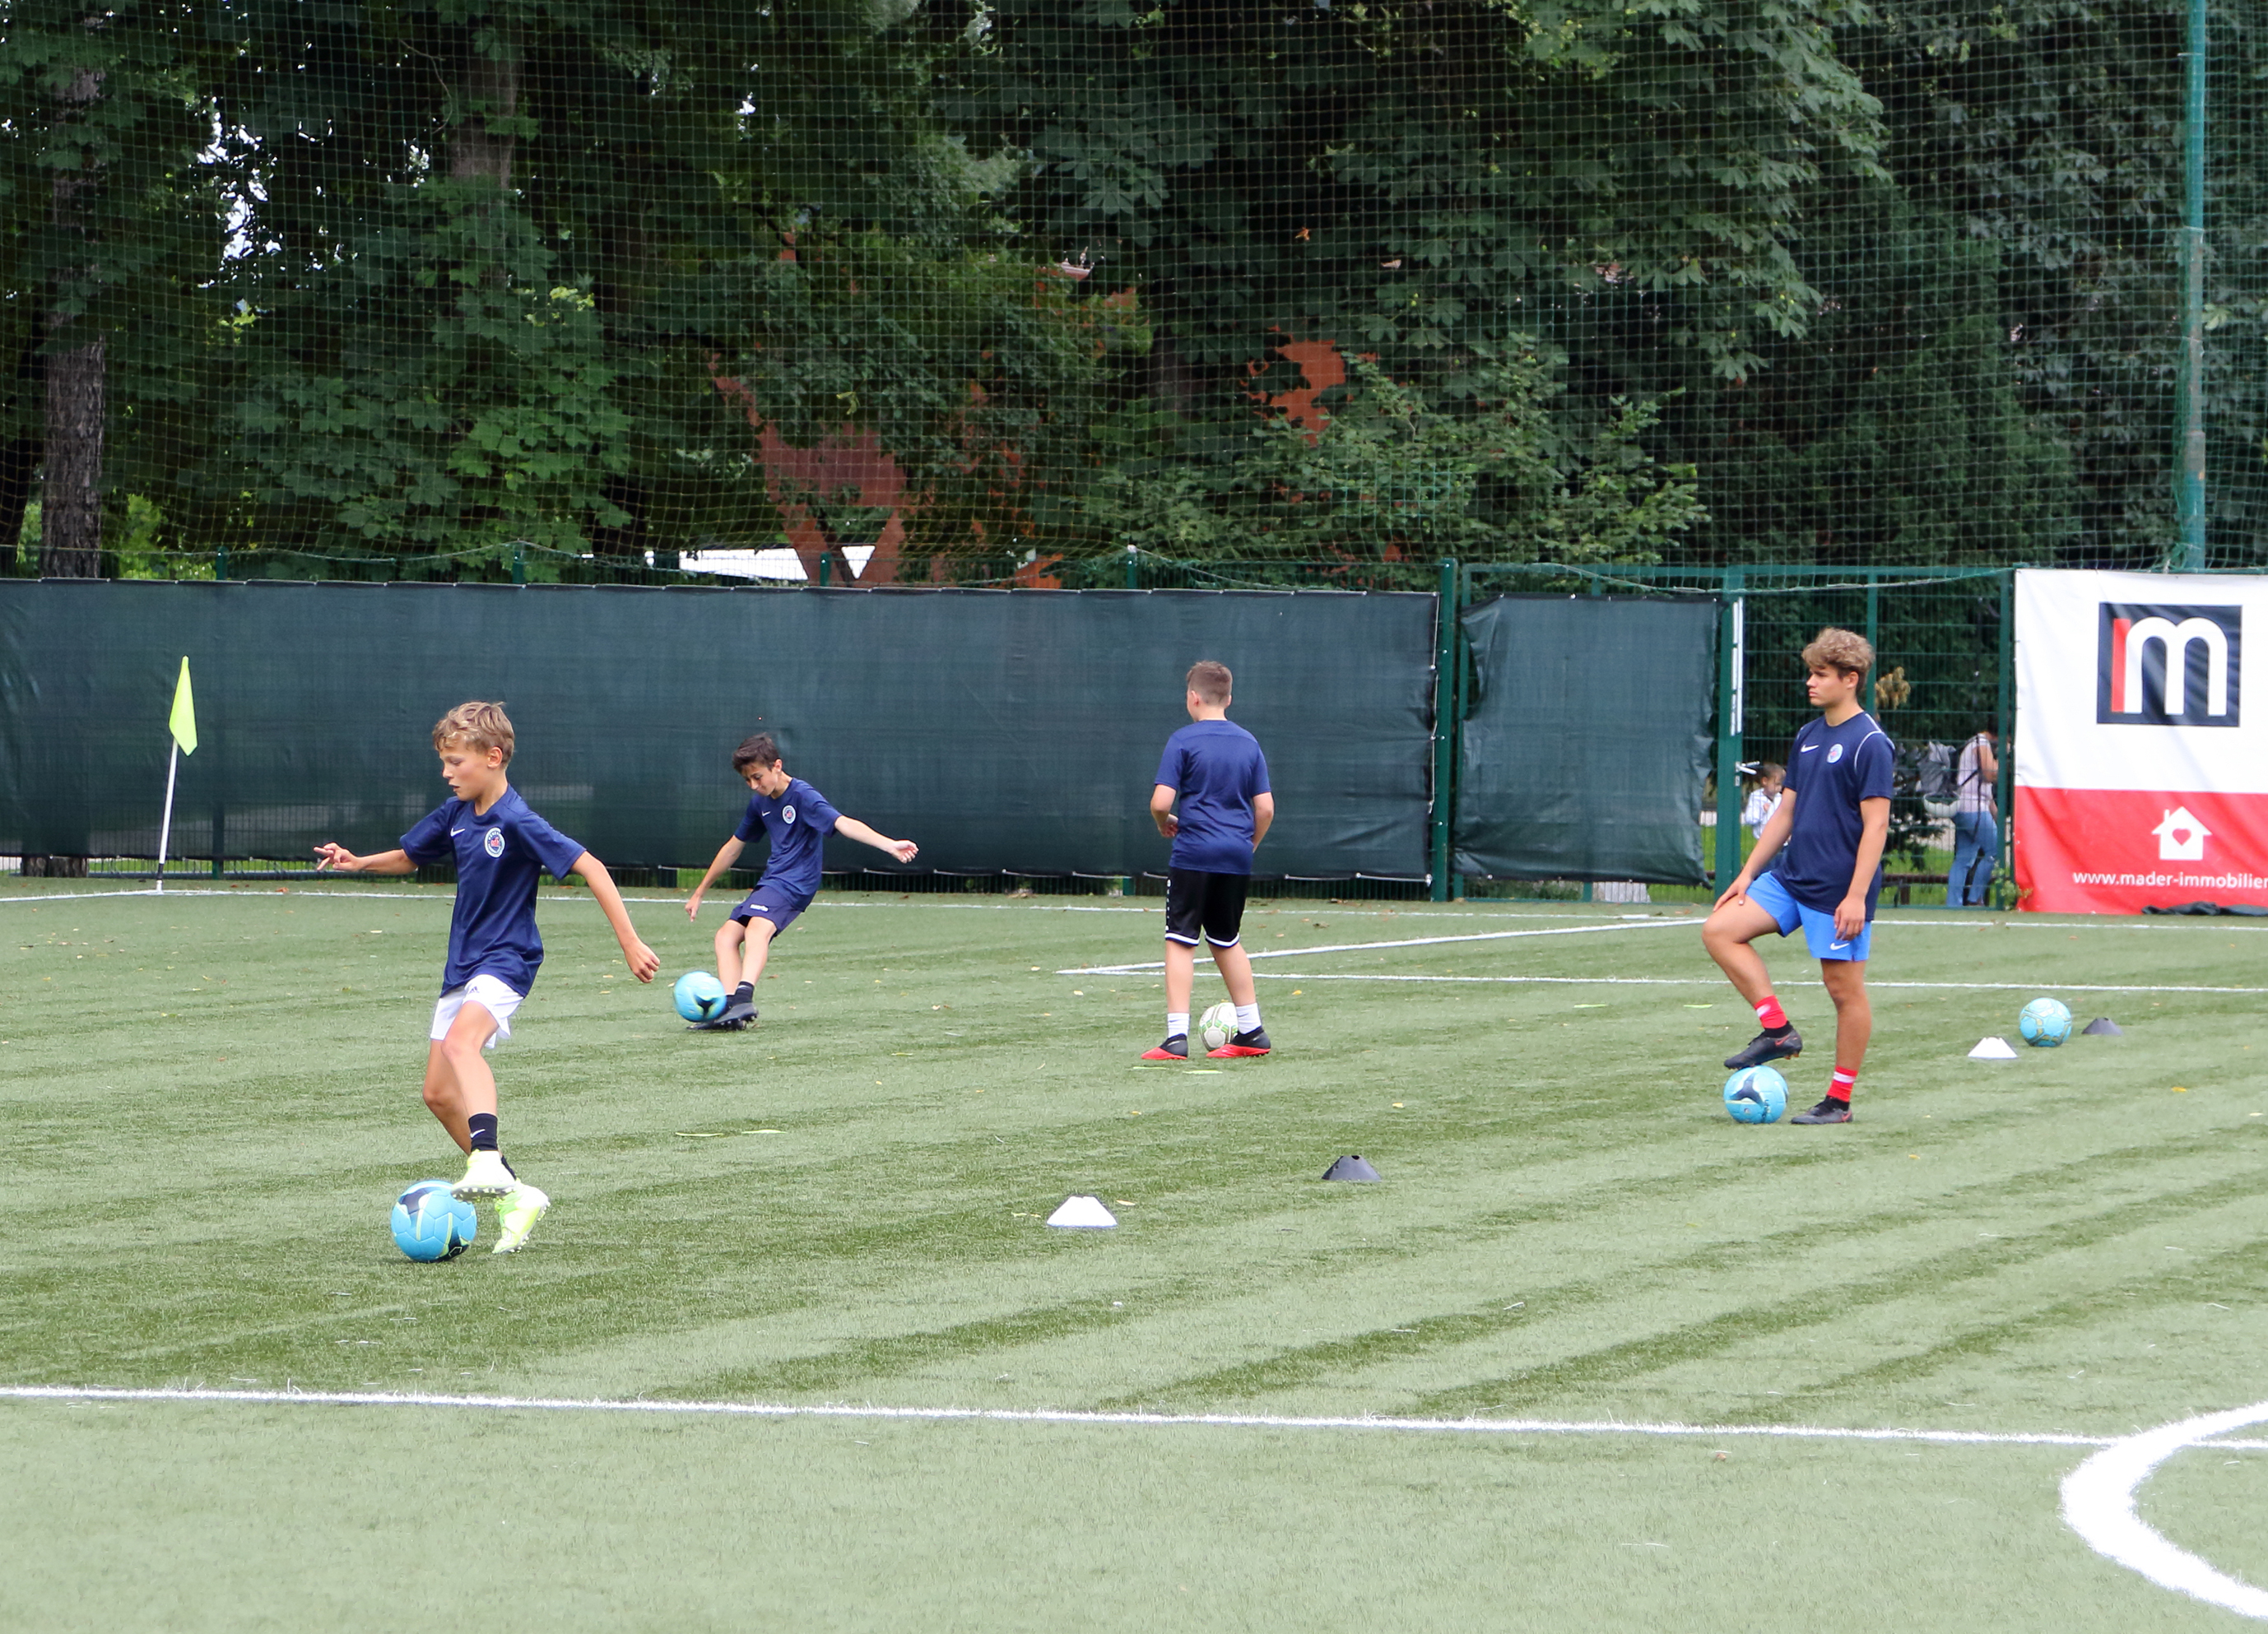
[2062,1401,2268,1619]
[1230,973,2268,995]
[16,1383,2268,1454]
[1068,918,1699,975]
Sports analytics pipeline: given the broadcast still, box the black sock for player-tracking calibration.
[467,1112,500,1152]
[1764,1021,1794,1037]
[734,982,755,1004]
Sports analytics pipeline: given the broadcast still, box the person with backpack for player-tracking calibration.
[1948,726,2000,908]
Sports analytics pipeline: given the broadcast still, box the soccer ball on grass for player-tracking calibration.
[1723,1065,1788,1125]
[673,970,729,1023]
[2019,996,2072,1047]
[391,1179,477,1261]
[1197,1002,1239,1053]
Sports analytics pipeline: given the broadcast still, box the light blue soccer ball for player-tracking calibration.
[2019,996,2073,1047]
[673,970,729,1023]
[1723,1065,1788,1125]
[391,1179,477,1262]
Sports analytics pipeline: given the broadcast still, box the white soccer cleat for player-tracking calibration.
[452,1149,515,1200]
[491,1183,551,1254]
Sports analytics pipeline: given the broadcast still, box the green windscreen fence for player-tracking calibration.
[1452,594,1717,884]
[0,582,1438,879]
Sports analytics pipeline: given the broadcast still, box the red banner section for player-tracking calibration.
[2015,786,2268,912]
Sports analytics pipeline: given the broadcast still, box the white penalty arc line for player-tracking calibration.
[1068,917,1699,974]
[16,1384,2268,1454]
[2063,1400,2268,1619]
[1229,973,2268,995]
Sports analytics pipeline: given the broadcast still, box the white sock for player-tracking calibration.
[1166,1012,1189,1039]
[1234,1004,1261,1032]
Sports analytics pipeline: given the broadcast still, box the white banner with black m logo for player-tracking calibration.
[2015,569,2268,912]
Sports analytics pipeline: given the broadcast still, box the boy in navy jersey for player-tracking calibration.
[1703,629,1893,1124]
[1142,660,1276,1060]
[315,702,659,1250]
[682,733,918,1028]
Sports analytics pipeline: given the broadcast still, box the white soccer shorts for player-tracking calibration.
[429,973,525,1050]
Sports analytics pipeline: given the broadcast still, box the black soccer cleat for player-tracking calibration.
[693,1000,757,1032]
[1790,1096,1852,1125]
[1207,1028,1271,1059]
[1724,1027,1802,1070]
[1141,1035,1189,1061]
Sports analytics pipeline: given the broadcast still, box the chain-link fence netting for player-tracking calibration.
[5,0,2262,586]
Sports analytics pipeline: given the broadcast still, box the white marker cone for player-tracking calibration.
[1968,1036,2019,1060]
[1046,1195,1118,1228]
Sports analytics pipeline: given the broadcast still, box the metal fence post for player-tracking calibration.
[511,541,526,586]
[2176,0,2210,569]
[1429,558,1459,901]
[1714,569,1746,892]
[1996,569,2016,908]
[1125,545,1139,590]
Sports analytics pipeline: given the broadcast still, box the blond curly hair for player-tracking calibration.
[432,700,514,765]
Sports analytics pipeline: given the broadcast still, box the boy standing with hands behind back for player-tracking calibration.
[1143,661,1276,1061]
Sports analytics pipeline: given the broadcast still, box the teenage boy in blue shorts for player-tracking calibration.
[1142,660,1276,1061]
[682,733,919,1029]
[315,702,660,1250]
[1703,629,1892,1124]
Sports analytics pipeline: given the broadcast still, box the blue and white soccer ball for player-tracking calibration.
[391,1179,477,1262]
[2019,996,2073,1047]
[1723,1065,1788,1125]
[673,970,729,1023]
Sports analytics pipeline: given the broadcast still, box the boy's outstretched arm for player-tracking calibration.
[314,843,418,875]
[834,816,918,865]
[1251,791,1274,848]
[1835,796,1892,939]
[569,852,661,982]
[684,835,746,919]
[1713,791,1797,910]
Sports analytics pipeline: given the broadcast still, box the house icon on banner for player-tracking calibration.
[2154,806,2211,862]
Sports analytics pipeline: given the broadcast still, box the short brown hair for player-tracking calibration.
[1801,627,1874,680]
[433,701,514,764]
[732,732,782,775]
[1186,660,1233,704]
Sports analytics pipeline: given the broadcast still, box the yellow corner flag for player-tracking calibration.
[168,657,198,755]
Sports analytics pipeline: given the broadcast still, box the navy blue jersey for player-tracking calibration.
[401,788,587,993]
[734,777,841,900]
[1778,711,1895,918]
[1156,721,1271,875]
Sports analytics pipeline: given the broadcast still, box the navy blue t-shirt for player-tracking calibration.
[735,777,842,900]
[1777,711,1895,918]
[401,788,587,994]
[1156,721,1271,875]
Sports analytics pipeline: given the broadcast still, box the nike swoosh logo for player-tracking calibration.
[1800,745,1820,753]
[1829,941,1851,949]
[449,829,464,836]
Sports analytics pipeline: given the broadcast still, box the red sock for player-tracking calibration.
[1754,996,1788,1031]
[1829,1065,1857,1102]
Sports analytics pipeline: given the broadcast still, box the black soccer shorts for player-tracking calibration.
[1164,867,1250,949]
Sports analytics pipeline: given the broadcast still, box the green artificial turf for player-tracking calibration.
[0,883,2261,1630]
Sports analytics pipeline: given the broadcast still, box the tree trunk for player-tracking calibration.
[21,856,90,879]
[40,339,103,577]
[452,40,519,190]
[42,60,105,579]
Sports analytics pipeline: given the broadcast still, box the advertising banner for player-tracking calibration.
[2015,569,2268,912]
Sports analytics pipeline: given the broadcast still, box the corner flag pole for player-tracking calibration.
[157,658,198,894]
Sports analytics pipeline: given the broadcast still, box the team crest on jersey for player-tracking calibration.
[484,828,505,857]
[783,805,796,825]
[1826,743,1845,764]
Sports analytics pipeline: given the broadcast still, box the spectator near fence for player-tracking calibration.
[1742,763,1785,842]
[1949,728,1999,908]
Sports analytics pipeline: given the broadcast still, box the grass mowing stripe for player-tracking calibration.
[1404,1164,2268,1421]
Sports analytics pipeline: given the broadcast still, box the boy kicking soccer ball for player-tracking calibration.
[1143,661,1276,1061]
[681,733,918,1029]
[1702,629,1892,1124]
[315,702,658,1251]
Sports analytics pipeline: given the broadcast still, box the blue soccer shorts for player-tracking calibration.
[730,883,813,938]
[1744,870,1871,962]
